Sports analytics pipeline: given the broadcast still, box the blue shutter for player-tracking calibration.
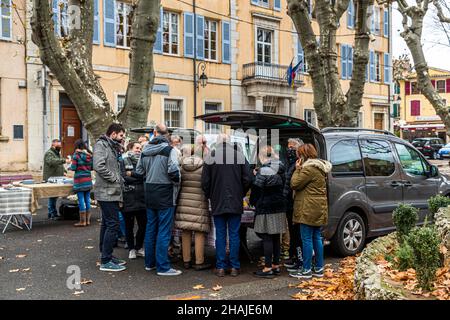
[370,51,375,82]
[1,0,12,39]
[384,53,390,84]
[196,15,205,60]
[52,0,60,36]
[347,0,354,28]
[348,46,353,79]
[365,64,368,81]
[341,45,347,80]
[251,0,259,5]
[184,12,194,58]
[103,0,116,47]
[154,7,163,54]
[222,20,231,64]
[370,6,375,33]
[93,0,99,44]
[383,9,389,37]
[274,0,281,11]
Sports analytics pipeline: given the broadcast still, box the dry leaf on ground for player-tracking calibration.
[193,284,205,290]
[22,268,31,272]
[9,269,20,273]
[73,291,84,296]
[84,246,94,249]
[16,254,27,258]
[16,288,26,292]
[80,279,93,285]
[212,285,222,291]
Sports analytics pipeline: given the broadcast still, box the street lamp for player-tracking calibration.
[196,61,208,91]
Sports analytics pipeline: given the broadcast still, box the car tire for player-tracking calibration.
[331,212,366,257]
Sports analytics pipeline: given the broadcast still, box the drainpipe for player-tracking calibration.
[193,0,197,130]
[42,66,49,151]
[388,5,392,132]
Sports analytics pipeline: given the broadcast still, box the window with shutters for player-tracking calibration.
[164,99,182,128]
[116,2,132,48]
[304,109,317,127]
[370,6,380,35]
[205,103,221,132]
[13,125,24,140]
[163,11,179,55]
[347,0,355,29]
[252,0,269,8]
[257,28,272,64]
[53,0,69,38]
[357,112,364,127]
[374,52,381,82]
[204,19,217,61]
[437,80,446,93]
[410,100,421,116]
[0,0,12,40]
[116,94,126,112]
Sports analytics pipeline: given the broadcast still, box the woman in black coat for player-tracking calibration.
[120,141,147,260]
[250,146,287,278]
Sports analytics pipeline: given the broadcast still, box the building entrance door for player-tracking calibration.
[374,113,384,130]
[61,106,82,157]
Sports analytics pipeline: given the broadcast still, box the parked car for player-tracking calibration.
[438,143,450,158]
[197,111,450,256]
[412,137,444,159]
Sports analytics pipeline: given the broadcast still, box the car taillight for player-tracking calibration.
[424,145,432,149]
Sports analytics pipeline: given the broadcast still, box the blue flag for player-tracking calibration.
[286,61,293,87]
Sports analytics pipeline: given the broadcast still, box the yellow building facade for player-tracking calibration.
[396,67,450,143]
[0,0,392,172]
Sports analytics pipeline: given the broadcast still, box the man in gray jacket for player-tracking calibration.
[136,124,182,276]
[93,123,127,272]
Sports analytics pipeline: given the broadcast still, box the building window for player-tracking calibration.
[411,100,421,116]
[437,80,446,93]
[164,99,182,128]
[252,0,269,8]
[370,6,380,35]
[204,19,217,61]
[304,109,317,127]
[13,125,24,140]
[116,94,126,112]
[163,11,179,55]
[357,112,363,127]
[374,52,381,82]
[0,0,12,40]
[116,2,132,47]
[256,28,272,64]
[205,102,221,132]
[411,81,420,94]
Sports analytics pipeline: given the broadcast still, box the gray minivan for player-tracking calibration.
[197,111,450,256]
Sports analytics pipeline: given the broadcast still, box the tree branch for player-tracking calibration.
[434,0,450,23]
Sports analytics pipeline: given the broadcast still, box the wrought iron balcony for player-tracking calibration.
[242,62,304,86]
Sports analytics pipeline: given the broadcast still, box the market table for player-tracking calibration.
[18,183,74,213]
[0,187,33,233]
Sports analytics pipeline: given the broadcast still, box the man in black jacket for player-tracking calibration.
[202,134,251,277]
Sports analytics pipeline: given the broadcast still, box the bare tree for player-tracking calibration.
[392,0,450,135]
[31,0,160,139]
[287,0,374,127]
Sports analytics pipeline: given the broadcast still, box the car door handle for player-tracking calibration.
[390,181,402,187]
[403,181,413,187]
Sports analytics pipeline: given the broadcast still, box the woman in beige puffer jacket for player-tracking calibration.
[175,145,211,271]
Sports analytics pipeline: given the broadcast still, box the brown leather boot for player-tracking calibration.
[86,210,91,226]
[74,211,87,227]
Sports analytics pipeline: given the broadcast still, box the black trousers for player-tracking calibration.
[257,232,281,268]
[122,210,147,251]
[286,206,302,259]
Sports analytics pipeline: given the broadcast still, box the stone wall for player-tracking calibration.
[354,233,404,300]
[435,207,450,267]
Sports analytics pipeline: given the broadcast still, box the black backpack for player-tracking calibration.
[58,199,80,220]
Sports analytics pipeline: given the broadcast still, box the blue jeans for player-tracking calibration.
[300,224,324,271]
[144,208,174,272]
[98,201,120,264]
[76,191,91,212]
[213,214,241,270]
[118,211,126,238]
[48,197,58,218]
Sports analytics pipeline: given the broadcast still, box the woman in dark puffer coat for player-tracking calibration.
[250,146,287,278]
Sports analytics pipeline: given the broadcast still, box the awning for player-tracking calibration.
[400,124,445,130]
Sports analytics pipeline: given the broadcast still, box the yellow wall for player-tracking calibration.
[0,0,28,171]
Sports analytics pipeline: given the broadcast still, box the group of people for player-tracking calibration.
[43,122,332,279]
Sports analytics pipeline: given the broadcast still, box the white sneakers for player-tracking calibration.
[137,248,145,257]
[128,249,137,259]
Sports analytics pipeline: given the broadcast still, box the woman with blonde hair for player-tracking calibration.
[250,145,287,278]
[289,143,332,279]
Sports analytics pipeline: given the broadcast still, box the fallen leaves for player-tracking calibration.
[80,279,93,285]
[9,269,20,273]
[291,257,356,300]
[84,246,94,249]
[212,285,222,291]
[16,254,27,258]
[73,291,84,296]
[16,288,26,292]
[22,268,31,272]
[193,284,205,290]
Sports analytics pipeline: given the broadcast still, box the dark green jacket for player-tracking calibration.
[43,148,66,181]
[291,159,332,227]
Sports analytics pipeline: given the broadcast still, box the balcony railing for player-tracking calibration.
[242,62,304,85]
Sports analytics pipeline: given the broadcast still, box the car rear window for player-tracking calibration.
[412,140,427,147]
[330,140,364,175]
